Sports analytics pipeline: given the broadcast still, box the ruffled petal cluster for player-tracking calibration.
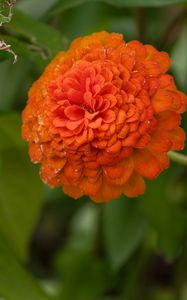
[22,32,187,202]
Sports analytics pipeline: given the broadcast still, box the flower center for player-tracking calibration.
[82,104,94,114]
[48,59,156,150]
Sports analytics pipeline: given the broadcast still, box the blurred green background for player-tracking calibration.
[0,0,187,299]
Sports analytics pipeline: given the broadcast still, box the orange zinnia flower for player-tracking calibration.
[22,32,187,202]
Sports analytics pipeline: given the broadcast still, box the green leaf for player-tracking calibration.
[0,113,44,258]
[92,0,187,6]
[0,113,24,149]
[53,0,187,13]
[103,196,147,270]
[140,169,187,258]
[5,9,67,58]
[0,60,31,111]
[0,34,43,62]
[52,0,90,13]
[171,24,187,91]
[0,235,50,300]
[54,204,108,299]
[56,250,107,300]
[152,289,175,300]
[67,204,99,252]
[16,0,59,19]
[58,1,106,40]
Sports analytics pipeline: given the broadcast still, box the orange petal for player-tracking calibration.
[176,91,187,113]
[67,88,83,104]
[41,157,66,178]
[135,134,151,149]
[104,157,134,186]
[157,111,181,131]
[151,90,172,113]
[147,131,172,153]
[92,139,108,149]
[75,130,87,144]
[118,124,129,139]
[63,163,82,183]
[66,119,83,130]
[145,44,157,57]
[64,105,84,120]
[158,74,173,88]
[105,140,122,153]
[58,172,69,185]
[63,184,83,199]
[101,110,116,123]
[50,157,67,170]
[116,109,126,125]
[40,163,56,183]
[122,172,145,197]
[153,152,169,169]
[127,40,146,62]
[107,134,117,147]
[153,52,171,73]
[169,90,186,112]
[29,143,42,163]
[83,167,100,178]
[148,77,160,96]
[133,149,162,179]
[122,132,140,147]
[145,45,170,73]
[84,160,100,169]
[121,50,135,72]
[104,162,125,179]
[80,175,102,196]
[92,181,122,203]
[97,150,112,165]
[118,147,133,160]
[169,127,185,150]
[144,60,161,77]
[88,117,102,129]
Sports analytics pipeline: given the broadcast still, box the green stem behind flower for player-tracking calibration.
[169,151,187,166]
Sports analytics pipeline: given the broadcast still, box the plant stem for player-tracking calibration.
[134,8,147,43]
[169,151,187,166]
[158,7,187,48]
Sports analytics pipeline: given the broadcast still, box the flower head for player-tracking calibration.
[22,32,187,202]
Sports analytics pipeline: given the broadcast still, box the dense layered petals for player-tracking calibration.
[22,31,187,202]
